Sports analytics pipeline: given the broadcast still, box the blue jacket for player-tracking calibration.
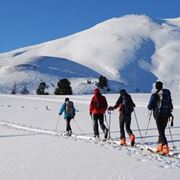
[59,102,75,119]
[147,93,157,111]
[147,89,173,115]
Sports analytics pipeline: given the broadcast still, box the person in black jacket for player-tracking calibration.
[147,81,173,155]
[108,89,135,146]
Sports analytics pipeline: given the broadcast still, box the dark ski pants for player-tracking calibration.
[155,114,168,145]
[119,113,133,139]
[93,114,107,136]
[65,117,72,132]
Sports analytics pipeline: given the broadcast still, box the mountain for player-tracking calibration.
[0,14,180,94]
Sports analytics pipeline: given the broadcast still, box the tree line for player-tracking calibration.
[11,75,109,95]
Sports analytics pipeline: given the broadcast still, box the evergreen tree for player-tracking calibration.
[54,78,72,95]
[11,82,17,94]
[21,85,29,95]
[36,82,49,95]
[97,75,109,90]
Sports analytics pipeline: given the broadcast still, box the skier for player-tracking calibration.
[108,89,136,146]
[89,88,109,139]
[59,97,76,136]
[147,81,173,155]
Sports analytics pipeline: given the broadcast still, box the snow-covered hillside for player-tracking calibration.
[0,14,180,94]
[0,94,180,180]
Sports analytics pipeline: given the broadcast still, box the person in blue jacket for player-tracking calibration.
[59,98,76,136]
[147,81,173,155]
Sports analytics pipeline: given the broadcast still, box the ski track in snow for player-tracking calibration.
[0,119,180,170]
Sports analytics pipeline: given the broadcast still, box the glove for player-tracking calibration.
[89,112,92,117]
[108,106,114,111]
[59,112,62,115]
[169,114,174,127]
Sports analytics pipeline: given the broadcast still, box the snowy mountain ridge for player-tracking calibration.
[0,14,180,94]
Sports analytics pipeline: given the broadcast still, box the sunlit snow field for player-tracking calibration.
[0,93,180,180]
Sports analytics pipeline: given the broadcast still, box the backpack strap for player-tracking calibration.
[154,89,173,116]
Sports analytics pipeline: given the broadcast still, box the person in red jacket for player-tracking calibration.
[89,88,108,139]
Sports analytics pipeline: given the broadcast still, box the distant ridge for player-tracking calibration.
[0,14,180,94]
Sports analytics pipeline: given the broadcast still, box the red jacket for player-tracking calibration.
[89,94,108,114]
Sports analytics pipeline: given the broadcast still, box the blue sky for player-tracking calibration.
[0,0,180,53]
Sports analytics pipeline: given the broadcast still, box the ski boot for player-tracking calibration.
[68,130,72,136]
[104,129,109,139]
[64,131,70,136]
[64,130,72,136]
[130,134,135,146]
[161,144,169,155]
[120,138,126,145]
[156,143,163,153]
[94,135,99,139]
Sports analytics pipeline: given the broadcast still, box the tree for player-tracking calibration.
[21,85,29,95]
[11,82,17,94]
[54,78,72,95]
[36,82,49,95]
[97,75,109,90]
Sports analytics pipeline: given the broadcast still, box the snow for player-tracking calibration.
[0,93,180,180]
[0,14,180,179]
[1,14,180,94]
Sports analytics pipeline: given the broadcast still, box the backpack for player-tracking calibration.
[155,89,173,116]
[94,95,107,110]
[121,94,134,114]
[65,101,75,117]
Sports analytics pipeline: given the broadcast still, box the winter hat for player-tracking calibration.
[155,81,163,90]
[94,88,100,94]
[120,89,126,94]
[65,97,69,102]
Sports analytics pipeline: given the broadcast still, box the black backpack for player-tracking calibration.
[121,94,134,114]
[155,89,173,116]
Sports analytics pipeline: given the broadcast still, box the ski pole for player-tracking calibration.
[167,117,175,149]
[104,113,109,128]
[144,110,152,142]
[90,114,97,137]
[133,110,143,143]
[90,114,94,129]
[107,110,112,139]
[104,113,111,139]
[73,118,85,135]
[55,116,60,131]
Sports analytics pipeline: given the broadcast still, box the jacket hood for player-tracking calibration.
[94,88,101,95]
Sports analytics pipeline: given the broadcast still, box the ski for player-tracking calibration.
[112,140,180,159]
[109,139,137,147]
[147,147,170,157]
[145,146,180,158]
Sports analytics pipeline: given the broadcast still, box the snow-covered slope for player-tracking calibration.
[0,94,180,180]
[0,14,180,94]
